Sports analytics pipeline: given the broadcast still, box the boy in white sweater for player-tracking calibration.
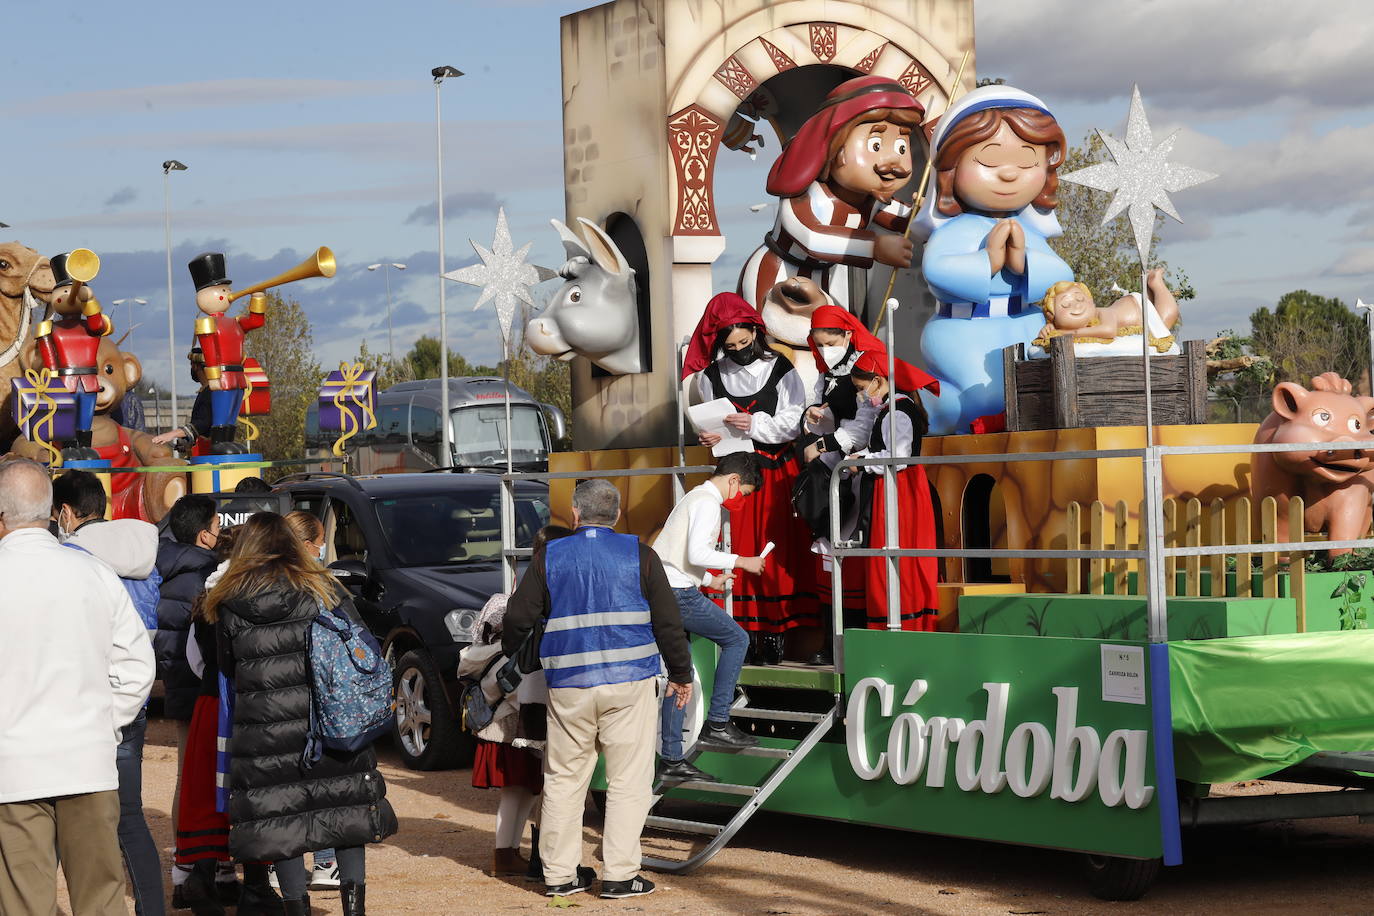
[651,453,768,784]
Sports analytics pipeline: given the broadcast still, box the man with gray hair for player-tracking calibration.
[504,478,692,900]
[0,459,156,915]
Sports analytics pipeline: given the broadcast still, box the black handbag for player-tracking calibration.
[792,458,852,540]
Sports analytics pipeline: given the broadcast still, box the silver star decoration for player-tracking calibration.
[443,207,557,344]
[1061,85,1217,264]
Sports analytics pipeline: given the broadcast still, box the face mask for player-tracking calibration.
[818,344,848,369]
[721,482,747,512]
[725,347,758,367]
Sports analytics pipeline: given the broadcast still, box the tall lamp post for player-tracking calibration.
[432,65,462,468]
[162,160,187,426]
[111,297,148,337]
[366,262,406,362]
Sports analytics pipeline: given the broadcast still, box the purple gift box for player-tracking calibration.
[11,375,77,443]
[317,366,377,433]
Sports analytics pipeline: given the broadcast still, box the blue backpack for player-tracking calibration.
[303,602,394,767]
[63,542,161,633]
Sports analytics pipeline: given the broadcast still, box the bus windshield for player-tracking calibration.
[451,404,547,468]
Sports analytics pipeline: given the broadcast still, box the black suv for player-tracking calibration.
[207,472,549,770]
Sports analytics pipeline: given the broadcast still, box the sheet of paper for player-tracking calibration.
[687,397,754,456]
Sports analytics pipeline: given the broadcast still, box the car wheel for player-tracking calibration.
[1083,853,1161,901]
[393,649,472,770]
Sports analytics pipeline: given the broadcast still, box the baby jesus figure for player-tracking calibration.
[1034,267,1180,352]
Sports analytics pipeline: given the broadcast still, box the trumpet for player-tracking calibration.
[228,246,336,303]
[64,247,100,304]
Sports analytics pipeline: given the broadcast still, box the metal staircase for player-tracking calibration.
[640,670,841,874]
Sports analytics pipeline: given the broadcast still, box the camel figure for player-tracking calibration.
[0,242,57,447]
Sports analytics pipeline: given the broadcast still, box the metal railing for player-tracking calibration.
[824,437,1374,668]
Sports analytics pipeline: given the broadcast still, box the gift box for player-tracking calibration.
[317,364,377,433]
[11,372,78,443]
[240,358,271,416]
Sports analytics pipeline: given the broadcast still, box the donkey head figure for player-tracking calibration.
[525,217,642,375]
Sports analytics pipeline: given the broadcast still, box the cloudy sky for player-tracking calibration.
[5,0,1370,391]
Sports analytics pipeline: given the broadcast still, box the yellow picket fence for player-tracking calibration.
[1064,496,1309,629]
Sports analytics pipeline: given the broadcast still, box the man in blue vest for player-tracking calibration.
[504,479,692,901]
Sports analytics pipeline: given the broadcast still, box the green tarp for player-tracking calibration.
[1169,630,1374,783]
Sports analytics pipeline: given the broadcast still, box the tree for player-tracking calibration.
[403,334,498,380]
[1248,290,1367,387]
[242,291,324,465]
[1051,133,1194,304]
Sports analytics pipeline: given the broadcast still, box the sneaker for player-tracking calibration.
[601,875,656,899]
[310,859,341,890]
[545,868,596,897]
[698,720,759,750]
[656,757,718,785]
[171,885,189,911]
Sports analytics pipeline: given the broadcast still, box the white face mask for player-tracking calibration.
[818,344,848,369]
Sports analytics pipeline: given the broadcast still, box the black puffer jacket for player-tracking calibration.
[155,540,218,720]
[217,585,397,862]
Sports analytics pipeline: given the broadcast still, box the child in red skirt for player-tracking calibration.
[173,528,281,915]
[462,525,573,881]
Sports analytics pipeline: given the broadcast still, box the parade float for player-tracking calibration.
[0,244,355,516]
[487,0,1374,900]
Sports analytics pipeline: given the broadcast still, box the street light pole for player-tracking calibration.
[367,263,406,363]
[433,65,462,468]
[162,160,187,427]
[112,297,148,337]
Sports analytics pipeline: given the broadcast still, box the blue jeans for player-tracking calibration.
[660,586,749,761]
[117,709,165,916]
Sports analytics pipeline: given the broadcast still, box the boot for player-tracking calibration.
[182,860,227,916]
[341,881,365,916]
[235,879,285,916]
[282,895,311,916]
[211,425,247,456]
[492,847,527,877]
[525,826,543,883]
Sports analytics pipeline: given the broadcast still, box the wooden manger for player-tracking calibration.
[1002,335,1209,430]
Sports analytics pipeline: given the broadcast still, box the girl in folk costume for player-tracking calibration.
[847,351,941,630]
[799,306,938,640]
[738,76,925,349]
[914,85,1075,435]
[685,292,814,660]
[459,525,578,884]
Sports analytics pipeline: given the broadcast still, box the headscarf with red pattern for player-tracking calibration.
[808,305,939,395]
[681,292,767,379]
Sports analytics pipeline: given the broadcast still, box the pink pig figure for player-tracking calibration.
[1251,372,1374,556]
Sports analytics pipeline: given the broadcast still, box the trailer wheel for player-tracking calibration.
[1083,854,1161,901]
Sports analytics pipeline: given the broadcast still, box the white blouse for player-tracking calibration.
[696,354,806,446]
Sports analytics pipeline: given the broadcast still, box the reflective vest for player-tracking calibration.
[541,526,659,689]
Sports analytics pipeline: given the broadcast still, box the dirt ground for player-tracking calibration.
[55,716,1374,915]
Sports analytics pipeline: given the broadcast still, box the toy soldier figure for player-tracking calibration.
[35,251,111,460]
[189,252,266,455]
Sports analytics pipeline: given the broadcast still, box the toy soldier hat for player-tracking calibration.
[188,252,230,292]
[49,252,74,288]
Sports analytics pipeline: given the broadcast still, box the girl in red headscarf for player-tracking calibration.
[848,351,940,630]
[683,293,815,661]
[800,306,939,648]
[737,76,925,347]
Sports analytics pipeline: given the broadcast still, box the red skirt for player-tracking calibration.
[708,455,819,633]
[471,740,543,793]
[175,695,230,865]
[864,466,939,630]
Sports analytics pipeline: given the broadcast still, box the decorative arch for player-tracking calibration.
[665,7,967,249]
